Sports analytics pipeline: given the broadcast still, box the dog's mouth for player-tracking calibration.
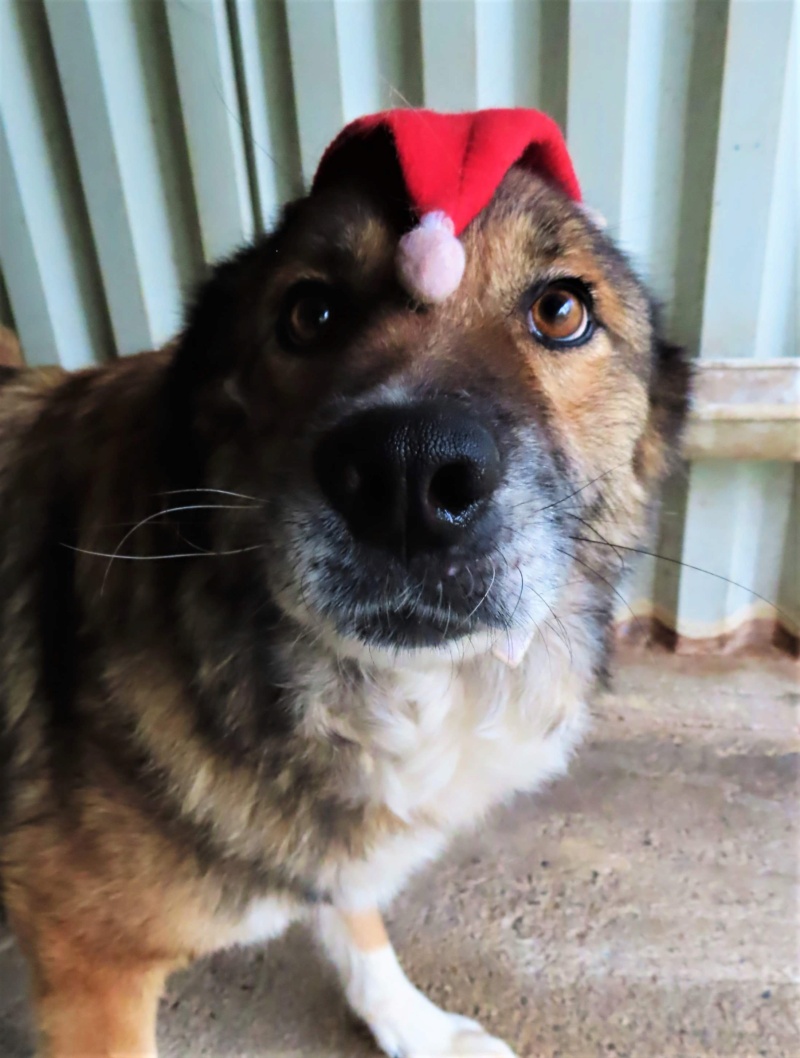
[282,523,562,657]
[308,549,509,650]
[350,602,482,648]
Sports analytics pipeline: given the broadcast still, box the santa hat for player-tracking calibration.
[312,108,581,304]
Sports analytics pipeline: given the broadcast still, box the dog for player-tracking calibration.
[0,109,690,1057]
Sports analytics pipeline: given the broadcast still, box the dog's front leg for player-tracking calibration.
[316,905,516,1058]
[31,954,167,1058]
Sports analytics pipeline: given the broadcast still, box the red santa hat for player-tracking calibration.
[312,108,581,304]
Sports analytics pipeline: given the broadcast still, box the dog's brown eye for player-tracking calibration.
[278,281,338,350]
[527,284,592,347]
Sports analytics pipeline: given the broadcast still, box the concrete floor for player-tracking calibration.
[1,649,797,1057]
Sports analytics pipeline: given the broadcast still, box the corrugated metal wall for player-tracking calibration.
[1,0,797,648]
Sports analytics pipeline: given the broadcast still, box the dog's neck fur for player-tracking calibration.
[292,573,597,824]
[267,596,594,911]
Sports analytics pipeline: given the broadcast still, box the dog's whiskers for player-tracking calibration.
[505,459,632,517]
[463,558,497,624]
[60,502,262,595]
[64,543,264,562]
[567,534,788,624]
[556,545,640,628]
[157,487,267,504]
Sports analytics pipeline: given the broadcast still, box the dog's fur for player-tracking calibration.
[0,165,690,1057]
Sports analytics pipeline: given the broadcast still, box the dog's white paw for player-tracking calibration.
[367,993,516,1058]
[327,925,516,1058]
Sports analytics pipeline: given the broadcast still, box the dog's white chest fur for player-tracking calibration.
[304,625,592,907]
[236,625,593,943]
[363,637,586,824]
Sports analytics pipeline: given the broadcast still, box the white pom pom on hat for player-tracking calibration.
[396,211,466,304]
[312,108,583,305]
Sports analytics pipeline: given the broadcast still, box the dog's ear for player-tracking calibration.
[633,333,692,486]
[0,325,23,367]
[162,210,309,465]
[173,244,274,388]
[173,198,310,394]
[650,336,693,456]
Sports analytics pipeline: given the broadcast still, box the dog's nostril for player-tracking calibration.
[341,463,361,497]
[428,462,480,520]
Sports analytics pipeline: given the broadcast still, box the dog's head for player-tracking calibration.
[171,161,689,660]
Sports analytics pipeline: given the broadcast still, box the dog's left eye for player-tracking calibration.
[277,281,339,350]
[527,282,593,348]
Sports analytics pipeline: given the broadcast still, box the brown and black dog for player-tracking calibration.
[0,154,689,1057]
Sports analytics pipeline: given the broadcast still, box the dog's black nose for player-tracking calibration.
[314,400,501,556]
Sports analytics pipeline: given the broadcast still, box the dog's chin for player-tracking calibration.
[349,605,479,650]
[311,601,514,668]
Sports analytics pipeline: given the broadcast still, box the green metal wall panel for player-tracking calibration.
[0,0,796,645]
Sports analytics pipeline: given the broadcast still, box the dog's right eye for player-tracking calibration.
[277,281,340,351]
[525,279,594,349]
